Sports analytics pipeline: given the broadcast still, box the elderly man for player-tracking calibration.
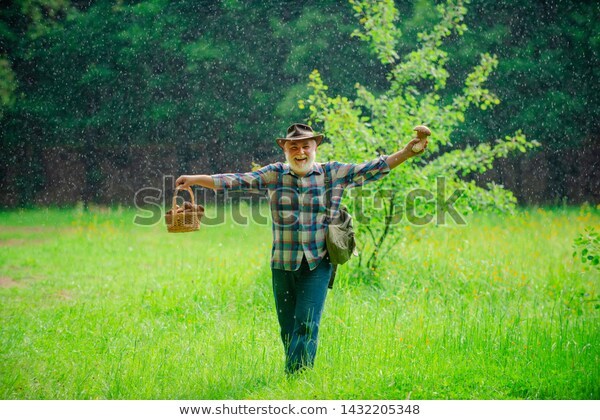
[176,123,428,374]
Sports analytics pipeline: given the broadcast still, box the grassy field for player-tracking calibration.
[0,205,598,399]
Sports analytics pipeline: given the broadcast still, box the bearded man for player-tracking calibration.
[176,123,428,374]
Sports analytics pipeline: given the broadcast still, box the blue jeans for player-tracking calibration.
[272,255,332,373]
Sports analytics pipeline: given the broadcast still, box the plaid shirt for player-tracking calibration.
[212,156,391,271]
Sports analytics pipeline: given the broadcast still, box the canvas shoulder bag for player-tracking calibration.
[322,164,358,269]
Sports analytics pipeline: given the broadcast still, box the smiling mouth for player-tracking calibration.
[294,156,308,162]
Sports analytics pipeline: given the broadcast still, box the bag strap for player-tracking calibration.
[321,163,336,288]
[277,166,283,211]
[321,163,331,221]
[322,163,333,223]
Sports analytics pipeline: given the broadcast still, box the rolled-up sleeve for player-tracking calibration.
[211,164,279,192]
[332,156,391,189]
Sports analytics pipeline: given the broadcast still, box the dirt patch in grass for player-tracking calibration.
[0,226,77,234]
[0,277,21,288]
[0,238,48,247]
[54,290,74,300]
[0,226,77,247]
[0,226,52,233]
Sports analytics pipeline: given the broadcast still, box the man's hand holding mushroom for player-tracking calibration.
[402,137,429,158]
[385,125,431,170]
[406,125,431,157]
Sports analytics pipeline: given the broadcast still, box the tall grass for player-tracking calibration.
[0,205,598,399]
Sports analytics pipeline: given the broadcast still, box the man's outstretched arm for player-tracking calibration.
[386,137,428,170]
[176,164,278,192]
[176,175,216,190]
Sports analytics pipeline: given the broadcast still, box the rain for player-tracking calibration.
[0,0,598,410]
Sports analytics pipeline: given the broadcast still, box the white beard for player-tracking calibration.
[287,154,315,174]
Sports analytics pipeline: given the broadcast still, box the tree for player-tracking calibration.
[0,0,74,205]
[443,0,600,203]
[2,0,593,207]
[301,0,539,271]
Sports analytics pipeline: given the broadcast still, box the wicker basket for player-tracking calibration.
[165,187,201,233]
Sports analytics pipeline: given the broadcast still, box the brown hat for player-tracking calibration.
[276,123,323,149]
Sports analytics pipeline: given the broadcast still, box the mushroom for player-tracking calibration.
[412,125,431,153]
[166,204,181,215]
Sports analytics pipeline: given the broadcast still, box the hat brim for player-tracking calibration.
[276,134,323,148]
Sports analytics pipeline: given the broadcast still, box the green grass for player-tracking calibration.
[0,205,598,399]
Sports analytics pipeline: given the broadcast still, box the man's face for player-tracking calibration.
[283,139,317,175]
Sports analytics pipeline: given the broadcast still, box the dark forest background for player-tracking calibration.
[1,0,598,208]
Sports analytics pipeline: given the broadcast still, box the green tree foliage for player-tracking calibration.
[0,0,72,118]
[301,0,539,270]
[4,3,376,180]
[0,0,597,207]
[0,0,75,203]
[0,58,17,119]
[433,0,600,202]
[573,227,600,271]
[2,0,381,151]
[2,0,380,205]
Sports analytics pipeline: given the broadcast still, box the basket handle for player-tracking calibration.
[171,186,195,212]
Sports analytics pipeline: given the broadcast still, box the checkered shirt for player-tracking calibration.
[212,156,391,271]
